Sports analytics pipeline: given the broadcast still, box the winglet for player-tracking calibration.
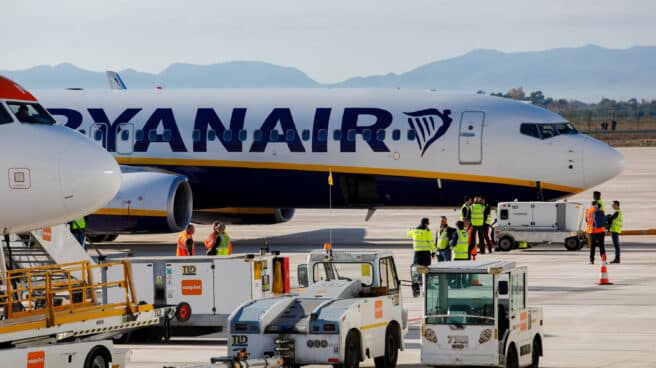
[105,71,127,90]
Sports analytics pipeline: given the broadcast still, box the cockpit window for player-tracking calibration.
[7,102,55,125]
[520,123,540,138]
[521,122,577,140]
[0,104,13,124]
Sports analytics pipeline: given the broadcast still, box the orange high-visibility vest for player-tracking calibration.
[585,207,595,234]
[204,233,217,250]
[177,231,194,256]
[591,209,606,234]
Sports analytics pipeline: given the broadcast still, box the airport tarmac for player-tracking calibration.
[96,147,656,368]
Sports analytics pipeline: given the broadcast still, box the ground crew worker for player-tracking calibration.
[460,196,472,221]
[176,224,195,256]
[608,201,622,264]
[435,216,455,262]
[593,191,605,212]
[584,202,596,248]
[452,221,470,261]
[481,197,494,253]
[469,197,486,255]
[589,202,606,264]
[205,222,231,255]
[69,216,87,250]
[407,218,434,266]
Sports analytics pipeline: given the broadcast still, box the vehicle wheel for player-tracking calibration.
[374,323,400,368]
[84,346,111,368]
[530,336,541,368]
[176,302,192,322]
[564,237,580,251]
[505,344,519,368]
[498,236,514,252]
[343,330,361,368]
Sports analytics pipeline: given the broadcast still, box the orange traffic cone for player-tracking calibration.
[471,246,478,261]
[598,254,613,285]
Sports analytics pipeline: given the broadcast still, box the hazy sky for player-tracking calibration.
[2,0,655,83]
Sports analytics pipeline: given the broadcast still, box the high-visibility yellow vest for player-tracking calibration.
[470,203,485,226]
[437,228,449,250]
[485,206,492,225]
[610,210,622,234]
[453,230,469,260]
[460,203,471,221]
[216,233,231,255]
[597,199,605,212]
[407,228,434,252]
[71,217,86,230]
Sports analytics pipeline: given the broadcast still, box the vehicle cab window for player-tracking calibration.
[0,104,12,124]
[6,102,55,125]
[379,257,399,292]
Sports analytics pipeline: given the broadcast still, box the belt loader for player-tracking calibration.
[420,260,543,367]
[215,249,407,368]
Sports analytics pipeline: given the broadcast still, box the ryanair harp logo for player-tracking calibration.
[404,108,452,157]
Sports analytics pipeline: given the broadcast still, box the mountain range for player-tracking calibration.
[2,45,654,101]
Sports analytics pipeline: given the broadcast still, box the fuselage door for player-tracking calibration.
[116,123,134,155]
[459,111,485,164]
[90,123,106,148]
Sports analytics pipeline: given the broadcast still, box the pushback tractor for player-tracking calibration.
[420,261,543,368]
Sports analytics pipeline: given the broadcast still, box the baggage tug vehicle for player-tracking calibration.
[420,260,543,367]
[226,249,407,368]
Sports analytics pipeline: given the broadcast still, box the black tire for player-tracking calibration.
[84,346,111,368]
[505,344,519,368]
[564,237,580,251]
[530,336,541,368]
[343,330,361,368]
[498,236,514,252]
[374,324,400,368]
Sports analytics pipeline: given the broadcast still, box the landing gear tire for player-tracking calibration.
[498,236,514,252]
[84,346,111,368]
[374,324,400,368]
[564,237,581,251]
[505,345,519,368]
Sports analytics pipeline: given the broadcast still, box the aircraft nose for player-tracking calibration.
[582,136,624,188]
[59,137,121,215]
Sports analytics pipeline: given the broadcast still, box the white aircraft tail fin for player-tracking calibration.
[106,71,127,90]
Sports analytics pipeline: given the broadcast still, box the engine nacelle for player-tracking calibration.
[192,208,295,225]
[87,168,193,234]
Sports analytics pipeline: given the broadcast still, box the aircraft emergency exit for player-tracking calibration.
[33,87,623,239]
[0,76,121,234]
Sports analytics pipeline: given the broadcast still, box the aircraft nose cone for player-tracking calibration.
[59,137,121,215]
[582,137,624,187]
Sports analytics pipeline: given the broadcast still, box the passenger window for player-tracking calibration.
[333,129,342,141]
[379,257,399,292]
[121,130,130,141]
[347,129,356,142]
[362,129,372,142]
[192,129,201,142]
[239,130,248,142]
[223,130,233,142]
[301,129,310,141]
[500,209,509,220]
[148,130,158,141]
[253,130,262,142]
[0,104,12,124]
[136,130,144,141]
[162,130,172,142]
[407,130,416,140]
[520,123,540,139]
[270,130,280,142]
[376,129,385,141]
[392,129,401,141]
[317,129,327,142]
[94,130,104,141]
[286,129,296,142]
[208,130,216,141]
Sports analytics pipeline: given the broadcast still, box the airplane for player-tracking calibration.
[32,85,624,240]
[0,76,121,235]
